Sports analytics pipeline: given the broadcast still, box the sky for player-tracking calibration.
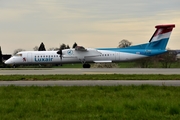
[0,0,180,54]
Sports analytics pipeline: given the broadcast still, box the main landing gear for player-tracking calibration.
[79,59,91,68]
[83,63,91,68]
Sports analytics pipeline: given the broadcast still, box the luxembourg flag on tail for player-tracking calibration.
[146,24,175,50]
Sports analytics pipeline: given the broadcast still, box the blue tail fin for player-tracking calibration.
[145,24,175,50]
[124,24,175,50]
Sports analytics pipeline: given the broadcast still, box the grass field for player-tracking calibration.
[0,85,180,120]
[1,74,180,80]
[1,69,179,119]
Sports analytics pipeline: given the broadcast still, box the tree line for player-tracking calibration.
[13,39,129,55]
[13,42,78,55]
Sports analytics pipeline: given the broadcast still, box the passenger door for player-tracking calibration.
[27,53,32,63]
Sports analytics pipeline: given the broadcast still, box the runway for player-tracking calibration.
[0,80,180,86]
[1,68,180,75]
[1,68,180,86]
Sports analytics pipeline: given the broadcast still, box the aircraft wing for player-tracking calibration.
[77,49,101,59]
[63,48,102,59]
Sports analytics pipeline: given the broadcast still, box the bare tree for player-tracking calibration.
[60,44,66,50]
[48,44,69,51]
[66,45,70,49]
[53,48,60,51]
[13,49,25,55]
[48,47,59,51]
[33,46,39,51]
[158,50,177,68]
[118,39,132,48]
[59,44,70,50]
[135,57,153,68]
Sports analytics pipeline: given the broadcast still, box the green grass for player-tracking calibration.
[1,74,180,80]
[0,85,180,119]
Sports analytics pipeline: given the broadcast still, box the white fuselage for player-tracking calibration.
[5,48,146,65]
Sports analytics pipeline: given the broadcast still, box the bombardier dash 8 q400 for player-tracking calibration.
[5,24,175,68]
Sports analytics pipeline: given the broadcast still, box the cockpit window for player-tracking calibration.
[14,53,22,57]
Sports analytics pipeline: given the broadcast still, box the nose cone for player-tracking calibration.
[4,58,12,64]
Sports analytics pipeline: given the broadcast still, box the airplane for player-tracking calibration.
[5,24,175,68]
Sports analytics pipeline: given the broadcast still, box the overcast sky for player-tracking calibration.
[0,0,180,54]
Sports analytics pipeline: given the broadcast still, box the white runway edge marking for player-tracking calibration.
[0,80,180,86]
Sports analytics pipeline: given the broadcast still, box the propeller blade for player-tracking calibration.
[57,49,63,60]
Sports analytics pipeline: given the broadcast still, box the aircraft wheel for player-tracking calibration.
[87,64,91,68]
[83,64,86,68]
[83,64,91,68]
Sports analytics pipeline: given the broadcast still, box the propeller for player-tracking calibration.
[57,47,63,60]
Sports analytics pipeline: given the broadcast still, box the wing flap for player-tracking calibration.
[75,46,87,51]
